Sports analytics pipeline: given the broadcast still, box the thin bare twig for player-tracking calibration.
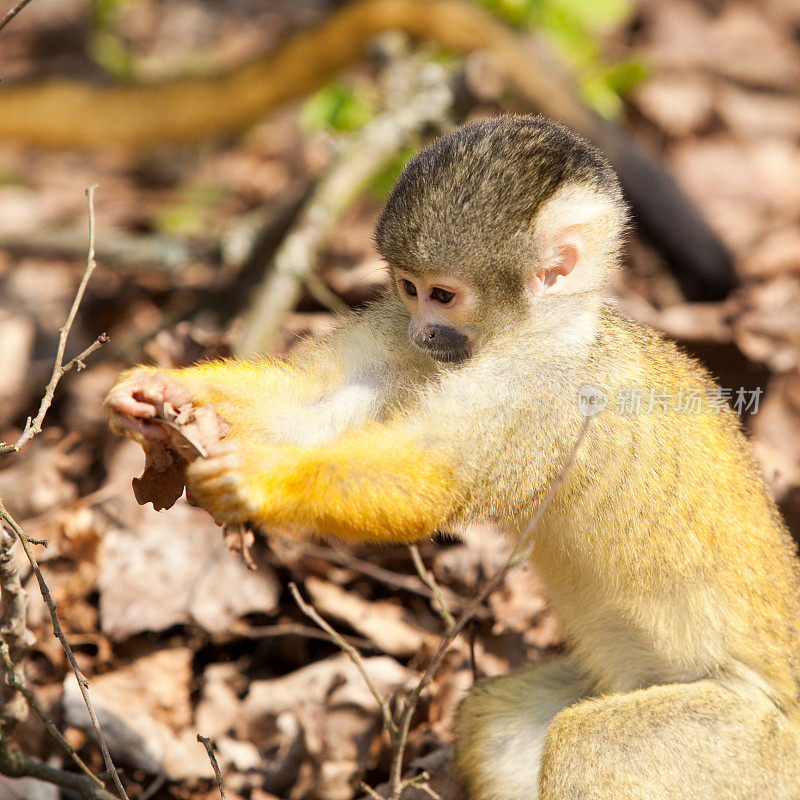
[0,185,107,456]
[289,582,397,737]
[409,545,455,632]
[0,638,101,785]
[197,734,227,800]
[0,0,35,33]
[0,501,129,800]
[413,776,444,800]
[361,781,388,800]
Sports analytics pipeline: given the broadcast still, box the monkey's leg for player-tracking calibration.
[539,678,800,800]
[454,657,593,800]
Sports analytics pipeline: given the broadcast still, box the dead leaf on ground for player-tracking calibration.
[98,499,280,638]
[751,372,800,499]
[304,575,429,656]
[242,654,409,737]
[62,648,213,780]
[735,277,800,373]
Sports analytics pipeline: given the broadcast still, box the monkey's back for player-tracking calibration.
[532,309,800,701]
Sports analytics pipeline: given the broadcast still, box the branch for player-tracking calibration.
[197,735,227,800]
[0,528,32,727]
[0,502,129,800]
[0,0,35,34]
[0,185,107,456]
[237,55,453,356]
[0,740,119,800]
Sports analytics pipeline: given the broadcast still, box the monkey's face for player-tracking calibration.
[393,270,481,364]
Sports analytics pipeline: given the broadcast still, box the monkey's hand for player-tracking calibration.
[106,368,234,511]
[105,368,194,443]
[185,440,285,528]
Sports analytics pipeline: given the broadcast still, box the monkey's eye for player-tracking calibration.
[401,279,418,297]
[430,287,455,304]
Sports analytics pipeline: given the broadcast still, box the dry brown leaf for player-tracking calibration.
[197,663,245,740]
[98,499,280,638]
[742,227,800,279]
[750,373,800,500]
[131,443,187,511]
[241,654,409,734]
[0,312,35,427]
[62,648,214,780]
[0,436,78,519]
[304,575,429,656]
[632,75,713,138]
[129,400,233,510]
[735,277,800,373]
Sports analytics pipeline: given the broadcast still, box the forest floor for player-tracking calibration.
[1,1,800,798]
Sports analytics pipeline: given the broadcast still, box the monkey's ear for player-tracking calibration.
[526,225,585,298]
[526,184,622,298]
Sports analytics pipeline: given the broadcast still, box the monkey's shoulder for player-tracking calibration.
[595,305,717,392]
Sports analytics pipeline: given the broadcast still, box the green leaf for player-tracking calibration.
[472,0,644,117]
[151,183,227,236]
[302,83,376,133]
[88,30,134,80]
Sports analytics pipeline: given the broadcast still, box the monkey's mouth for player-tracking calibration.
[409,323,472,364]
[411,340,472,364]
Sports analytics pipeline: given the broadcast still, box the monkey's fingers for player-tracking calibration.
[188,487,248,526]
[106,390,159,419]
[108,408,170,443]
[105,369,194,419]
[186,444,250,526]
[190,441,243,475]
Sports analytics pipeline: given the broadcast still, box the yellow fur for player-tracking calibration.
[187,425,462,543]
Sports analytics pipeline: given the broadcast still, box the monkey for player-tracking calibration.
[106,115,800,800]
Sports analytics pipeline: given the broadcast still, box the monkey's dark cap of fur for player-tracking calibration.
[375,114,622,293]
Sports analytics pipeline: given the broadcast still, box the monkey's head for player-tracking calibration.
[375,115,627,363]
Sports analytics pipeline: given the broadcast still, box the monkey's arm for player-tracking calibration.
[184,364,580,543]
[105,357,336,442]
[105,303,411,446]
[186,418,467,544]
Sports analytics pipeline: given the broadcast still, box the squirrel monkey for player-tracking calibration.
[107,116,800,799]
